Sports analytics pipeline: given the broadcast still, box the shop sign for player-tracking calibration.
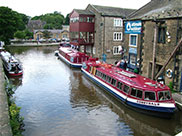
[125,21,142,34]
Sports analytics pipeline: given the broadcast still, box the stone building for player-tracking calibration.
[33,29,69,41]
[69,4,135,59]
[86,5,136,59]
[27,20,46,32]
[126,0,182,91]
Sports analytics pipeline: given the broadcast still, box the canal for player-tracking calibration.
[6,46,182,136]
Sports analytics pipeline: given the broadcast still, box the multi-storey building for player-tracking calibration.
[69,4,135,58]
[69,9,95,55]
[126,0,182,91]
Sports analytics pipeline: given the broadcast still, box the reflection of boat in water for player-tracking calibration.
[56,44,89,68]
[0,51,23,76]
[81,58,176,118]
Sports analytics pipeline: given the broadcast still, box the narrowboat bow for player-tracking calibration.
[0,51,23,76]
[81,58,176,118]
[57,46,89,68]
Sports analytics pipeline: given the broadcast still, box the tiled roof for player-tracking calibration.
[129,0,182,20]
[90,4,136,17]
[74,9,94,15]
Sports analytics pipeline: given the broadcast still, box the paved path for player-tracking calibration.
[0,59,12,136]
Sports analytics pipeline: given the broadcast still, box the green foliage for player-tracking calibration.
[14,31,26,40]
[0,6,29,45]
[14,30,33,40]
[10,102,24,136]
[64,14,70,25]
[168,82,176,93]
[32,11,65,29]
[24,29,33,39]
[5,81,24,135]
[42,30,51,39]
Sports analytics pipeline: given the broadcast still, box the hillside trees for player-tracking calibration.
[0,6,30,44]
[31,11,68,29]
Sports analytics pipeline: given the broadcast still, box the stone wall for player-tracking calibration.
[0,59,12,135]
[141,19,180,85]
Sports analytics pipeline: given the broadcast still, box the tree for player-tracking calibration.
[14,31,25,40]
[24,29,33,39]
[42,30,51,40]
[31,11,65,29]
[64,14,70,25]
[0,7,29,45]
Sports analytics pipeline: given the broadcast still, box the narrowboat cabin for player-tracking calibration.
[81,58,176,118]
[57,46,89,68]
[0,51,23,77]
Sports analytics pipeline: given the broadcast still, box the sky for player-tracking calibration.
[0,0,151,17]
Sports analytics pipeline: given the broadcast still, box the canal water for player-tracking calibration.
[6,46,182,136]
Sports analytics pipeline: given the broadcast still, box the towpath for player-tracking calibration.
[0,59,12,136]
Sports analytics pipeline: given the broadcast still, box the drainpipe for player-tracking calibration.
[152,23,158,80]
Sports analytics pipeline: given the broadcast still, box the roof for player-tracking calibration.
[89,4,136,17]
[74,9,94,15]
[129,0,182,20]
[34,29,68,34]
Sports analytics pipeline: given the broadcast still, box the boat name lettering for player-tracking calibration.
[137,100,160,106]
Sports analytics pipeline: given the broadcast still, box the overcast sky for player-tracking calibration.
[0,0,150,17]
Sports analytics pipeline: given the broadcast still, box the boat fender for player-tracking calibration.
[166,69,173,78]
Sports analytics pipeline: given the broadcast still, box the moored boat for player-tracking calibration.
[57,45,89,68]
[81,58,176,118]
[0,51,23,76]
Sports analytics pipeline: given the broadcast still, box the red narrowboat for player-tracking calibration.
[81,58,176,118]
[56,45,89,68]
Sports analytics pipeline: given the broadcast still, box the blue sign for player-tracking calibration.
[129,47,137,54]
[125,21,142,34]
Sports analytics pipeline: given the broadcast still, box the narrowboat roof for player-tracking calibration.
[60,47,89,57]
[87,61,169,91]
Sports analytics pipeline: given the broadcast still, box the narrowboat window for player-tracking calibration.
[131,88,137,96]
[103,74,106,80]
[137,90,143,99]
[131,88,143,99]
[111,78,116,86]
[123,85,129,94]
[117,81,123,90]
[106,76,111,83]
[89,67,91,72]
[97,71,101,77]
[144,91,156,101]
[158,91,171,101]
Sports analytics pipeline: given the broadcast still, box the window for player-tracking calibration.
[113,32,122,41]
[113,46,122,55]
[129,34,138,47]
[87,17,94,23]
[114,18,123,27]
[158,27,166,44]
[158,91,171,101]
[106,76,112,83]
[123,85,130,94]
[111,78,116,86]
[117,81,123,90]
[131,88,143,99]
[144,91,156,101]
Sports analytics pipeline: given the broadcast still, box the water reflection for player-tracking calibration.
[7,46,182,136]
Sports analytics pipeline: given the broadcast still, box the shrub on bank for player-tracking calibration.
[5,81,24,136]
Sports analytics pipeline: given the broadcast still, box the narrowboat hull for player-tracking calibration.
[81,68,176,118]
[57,52,82,68]
[0,51,23,77]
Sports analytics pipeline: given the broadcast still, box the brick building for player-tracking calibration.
[126,0,182,91]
